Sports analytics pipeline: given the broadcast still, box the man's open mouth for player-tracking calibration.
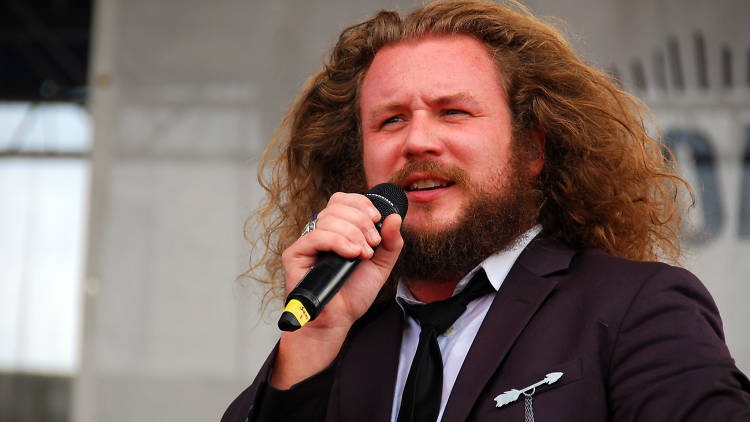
[405,179,455,192]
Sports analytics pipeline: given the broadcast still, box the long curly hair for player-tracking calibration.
[244,0,692,304]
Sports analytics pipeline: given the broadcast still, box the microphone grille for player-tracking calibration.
[365,183,408,219]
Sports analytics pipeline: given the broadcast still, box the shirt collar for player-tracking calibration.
[396,224,542,306]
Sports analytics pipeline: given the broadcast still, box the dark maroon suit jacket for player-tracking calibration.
[222,238,750,421]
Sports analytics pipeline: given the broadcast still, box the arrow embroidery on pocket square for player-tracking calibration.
[494,372,563,421]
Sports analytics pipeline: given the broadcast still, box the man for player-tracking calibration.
[224,1,750,421]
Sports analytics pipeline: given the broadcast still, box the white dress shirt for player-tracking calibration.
[390,225,542,422]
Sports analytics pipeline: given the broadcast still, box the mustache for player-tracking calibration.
[388,160,470,188]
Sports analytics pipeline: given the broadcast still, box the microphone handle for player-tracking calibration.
[294,252,361,317]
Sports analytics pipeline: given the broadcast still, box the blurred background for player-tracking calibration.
[1,0,748,420]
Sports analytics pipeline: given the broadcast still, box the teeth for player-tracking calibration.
[407,179,449,190]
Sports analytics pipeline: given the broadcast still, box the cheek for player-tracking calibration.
[362,141,384,185]
[363,165,377,186]
[362,134,404,185]
[462,149,513,188]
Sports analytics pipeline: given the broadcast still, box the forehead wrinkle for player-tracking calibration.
[367,91,479,116]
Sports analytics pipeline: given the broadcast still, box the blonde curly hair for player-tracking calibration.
[244,0,692,304]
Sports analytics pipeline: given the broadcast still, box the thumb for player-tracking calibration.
[370,214,403,271]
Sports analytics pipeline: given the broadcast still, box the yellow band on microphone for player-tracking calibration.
[283,299,311,327]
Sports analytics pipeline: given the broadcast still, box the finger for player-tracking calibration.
[325,192,381,222]
[298,228,370,260]
[314,219,375,259]
[316,204,382,246]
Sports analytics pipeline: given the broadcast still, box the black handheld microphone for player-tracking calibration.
[278,183,408,332]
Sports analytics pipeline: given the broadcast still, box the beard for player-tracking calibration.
[388,155,541,284]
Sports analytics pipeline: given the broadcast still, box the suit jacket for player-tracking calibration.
[222,238,750,421]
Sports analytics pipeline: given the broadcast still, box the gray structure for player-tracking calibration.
[74,0,750,420]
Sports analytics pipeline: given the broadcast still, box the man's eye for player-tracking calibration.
[445,109,467,116]
[383,116,403,125]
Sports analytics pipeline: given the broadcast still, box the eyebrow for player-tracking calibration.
[434,92,480,108]
[368,102,403,119]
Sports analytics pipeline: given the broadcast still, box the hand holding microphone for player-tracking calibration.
[278,183,408,331]
[271,183,406,389]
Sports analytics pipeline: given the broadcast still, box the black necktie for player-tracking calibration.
[397,269,494,422]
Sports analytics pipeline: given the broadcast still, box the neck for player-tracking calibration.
[407,279,459,303]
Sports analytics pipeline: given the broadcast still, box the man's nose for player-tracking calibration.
[402,113,444,159]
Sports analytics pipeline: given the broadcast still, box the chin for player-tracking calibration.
[403,213,462,235]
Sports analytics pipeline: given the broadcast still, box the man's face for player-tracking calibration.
[360,35,523,234]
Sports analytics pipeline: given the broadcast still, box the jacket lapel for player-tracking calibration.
[441,238,574,421]
[332,302,403,422]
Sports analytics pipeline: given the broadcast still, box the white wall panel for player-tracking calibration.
[75,0,750,420]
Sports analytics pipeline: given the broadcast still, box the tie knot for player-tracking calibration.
[403,268,493,335]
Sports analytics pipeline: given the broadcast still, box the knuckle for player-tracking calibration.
[356,193,372,205]
[360,211,376,225]
[343,219,367,239]
[328,191,347,203]
[281,247,293,262]
[338,237,358,254]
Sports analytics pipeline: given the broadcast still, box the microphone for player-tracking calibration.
[278,183,408,332]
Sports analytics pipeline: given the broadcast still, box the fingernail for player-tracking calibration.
[368,228,381,244]
[369,208,381,221]
[364,243,374,257]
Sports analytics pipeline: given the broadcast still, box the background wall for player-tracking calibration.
[74,0,750,420]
